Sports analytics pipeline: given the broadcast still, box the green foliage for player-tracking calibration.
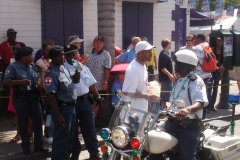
[225,0,240,7]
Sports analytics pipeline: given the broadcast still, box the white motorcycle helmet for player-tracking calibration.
[172,49,198,72]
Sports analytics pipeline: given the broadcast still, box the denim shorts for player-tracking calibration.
[160,80,172,102]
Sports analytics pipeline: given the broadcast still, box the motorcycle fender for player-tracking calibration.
[144,130,178,154]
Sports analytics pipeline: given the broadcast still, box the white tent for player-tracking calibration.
[190,9,240,35]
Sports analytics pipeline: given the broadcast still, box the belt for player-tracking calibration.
[168,116,197,126]
[77,93,89,102]
[19,90,37,95]
[57,100,76,106]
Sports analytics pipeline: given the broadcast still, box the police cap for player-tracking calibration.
[49,45,63,60]
[15,47,33,61]
[63,44,77,55]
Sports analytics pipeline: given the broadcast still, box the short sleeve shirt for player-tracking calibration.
[111,79,123,104]
[64,61,96,96]
[45,63,77,102]
[122,59,148,112]
[3,61,40,91]
[116,48,136,63]
[169,73,208,119]
[193,42,212,79]
[158,50,173,81]
[0,40,16,65]
[36,57,50,90]
[147,48,157,66]
[87,48,111,90]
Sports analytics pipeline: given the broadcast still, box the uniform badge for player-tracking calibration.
[45,77,52,86]
[5,69,10,75]
[197,82,203,90]
[46,70,50,73]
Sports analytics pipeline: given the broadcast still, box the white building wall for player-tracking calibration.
[83,0,98,52]
[115,1,176,54]
[0,0,41,54]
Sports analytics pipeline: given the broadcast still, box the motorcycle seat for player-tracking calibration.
[206,120,229,129]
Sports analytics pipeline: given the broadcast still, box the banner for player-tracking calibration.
[226,5,234,17]
[237,8,240,18]
[188,0,198,9]
[223,37,233,57]
[201,0,210,11]
[175,0,184,6]
[215,1,224,20]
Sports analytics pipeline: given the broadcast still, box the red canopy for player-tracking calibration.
[110,64,129,73]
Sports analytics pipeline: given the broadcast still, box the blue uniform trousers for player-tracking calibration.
[13,92,44,151]
[72,100,99,156]
[161,120,201,160]
[51,105,76,160]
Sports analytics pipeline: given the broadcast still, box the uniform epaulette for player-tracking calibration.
[187,73,197,81]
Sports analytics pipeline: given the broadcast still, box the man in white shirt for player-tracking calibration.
[192,34,212,119]
[63,44,102,160]
[122,41,159,113]
[180,35,196,50]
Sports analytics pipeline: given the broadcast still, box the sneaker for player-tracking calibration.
[44,137,53,144]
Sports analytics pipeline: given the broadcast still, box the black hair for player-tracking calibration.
[196,34,206,42]
[17,42,26,48]
[15,47,33,61]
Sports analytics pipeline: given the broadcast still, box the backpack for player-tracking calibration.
[200,45,217,73]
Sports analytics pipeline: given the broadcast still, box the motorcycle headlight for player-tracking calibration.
[111,125,133,148]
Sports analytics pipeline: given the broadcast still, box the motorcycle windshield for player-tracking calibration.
[109,80,161,137]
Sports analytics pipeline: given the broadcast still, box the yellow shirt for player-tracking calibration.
[147,48,157,66]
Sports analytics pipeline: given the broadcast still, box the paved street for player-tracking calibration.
[0,80,239,160]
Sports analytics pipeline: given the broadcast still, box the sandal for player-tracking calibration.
[11,135,21,142]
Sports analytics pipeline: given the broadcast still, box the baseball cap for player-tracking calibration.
[94,35,104,42]
[68,35,83,44]
[135,41,155,54]
[7,28,17,35]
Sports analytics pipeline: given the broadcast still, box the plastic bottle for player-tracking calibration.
[45,115,51,127]
[72,59,81,70]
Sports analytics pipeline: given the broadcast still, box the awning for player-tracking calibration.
[190,9,215,27]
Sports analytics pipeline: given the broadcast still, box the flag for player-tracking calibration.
[215,1,224,20]
[188,0,198,9]
[201,0,210,11]
[175,0,184,6]
[226,4,234,17]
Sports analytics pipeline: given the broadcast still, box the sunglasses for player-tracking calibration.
[186,40,193,42]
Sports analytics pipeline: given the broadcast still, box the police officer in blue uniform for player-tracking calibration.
[44,45,80,160]
[3,47,48,155]
[63,44,102,160]
[161,50,208,160]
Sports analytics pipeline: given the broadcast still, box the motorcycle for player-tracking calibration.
[100,92,240,160]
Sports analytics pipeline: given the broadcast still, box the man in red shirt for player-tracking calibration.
[0,28,17,73]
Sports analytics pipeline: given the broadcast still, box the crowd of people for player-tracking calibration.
[0,27,240,160]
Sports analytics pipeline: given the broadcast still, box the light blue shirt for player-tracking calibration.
[111,79,123,105]
[116,48,136,63]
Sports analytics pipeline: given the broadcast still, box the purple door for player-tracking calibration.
[41,0,83,51]
[123,2,153,50]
